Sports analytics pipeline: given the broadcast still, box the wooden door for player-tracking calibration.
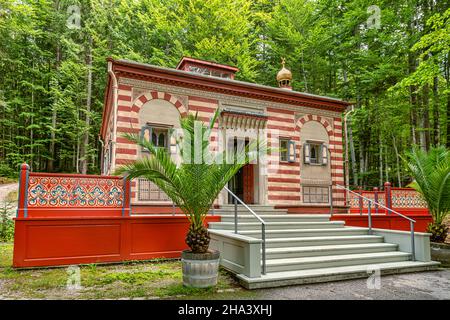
[243,164,254,204]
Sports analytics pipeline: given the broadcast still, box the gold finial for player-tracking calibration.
[276,57,292,82]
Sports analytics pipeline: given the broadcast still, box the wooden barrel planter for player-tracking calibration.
[431,242,450,267]
[181,249,220,288]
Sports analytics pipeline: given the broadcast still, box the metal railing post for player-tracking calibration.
[410,221,416,261]
[234,198,238,234]
[358,188,363,216]
[261,224,266,275]
[329,185,333,215]
[335,184,417,260]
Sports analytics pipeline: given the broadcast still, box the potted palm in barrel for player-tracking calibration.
[116,111,259,287]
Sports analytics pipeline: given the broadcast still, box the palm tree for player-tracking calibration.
[115,111,262,253]
[405,146,450,242]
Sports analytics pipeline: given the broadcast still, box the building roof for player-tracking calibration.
[115,58,351,105]
[101,57,353,139]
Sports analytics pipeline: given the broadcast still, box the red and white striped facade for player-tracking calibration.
[101,57,351,210]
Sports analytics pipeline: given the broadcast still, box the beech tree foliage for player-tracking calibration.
[0,0,449,188]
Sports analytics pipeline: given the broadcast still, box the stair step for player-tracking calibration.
[214,210,288,215]
[265,235,384,248]
[265,251,411,272]
[219,214,331,222]
[265,243,398,259]
[236,261,440,289]
[216,227,369,239]
[208,221,345,230]
[220,205,276,209]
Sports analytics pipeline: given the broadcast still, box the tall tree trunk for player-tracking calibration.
[379,134,383,188]
[392,134,402,187]
[80,36,93,174]
[47,0,61,172]
[300,50,308,92]
[408,51,419,145]
[422,83,431,151]
[48,91,58,172]
[384,147,389,183]
[432,76,440,146]
[359,144,364,188]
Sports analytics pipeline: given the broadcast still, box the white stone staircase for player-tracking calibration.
[208,205,440,289]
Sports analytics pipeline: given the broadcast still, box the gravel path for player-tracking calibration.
[0,183,18,217]
[0,183,18,203]
[253,269,450,300]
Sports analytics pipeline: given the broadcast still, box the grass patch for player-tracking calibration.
[155,283,215,297]
[0,244,244,299]
[0,244,13,268]
[98,269,181,285]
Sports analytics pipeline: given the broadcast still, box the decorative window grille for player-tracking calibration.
[137,178,170,201]
[302,186,329,203]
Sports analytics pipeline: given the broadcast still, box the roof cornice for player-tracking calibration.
[101,58,353,139]
[111,59,352,109]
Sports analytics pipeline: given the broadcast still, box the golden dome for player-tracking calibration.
[276,58,292,81]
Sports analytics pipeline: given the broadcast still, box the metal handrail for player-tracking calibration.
[333,184,416,261]
[224,186,267,274]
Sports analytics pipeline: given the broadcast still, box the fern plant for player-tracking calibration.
[116,111,262,253]
[405,146,450,242]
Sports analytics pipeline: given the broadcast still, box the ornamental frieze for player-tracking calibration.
[118,77,341,122]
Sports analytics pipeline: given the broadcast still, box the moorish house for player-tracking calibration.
[14,57,434,286]
[100,57,351,212]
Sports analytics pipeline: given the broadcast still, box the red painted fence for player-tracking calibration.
[17,164,131,218]
[330,214,431,232]
[348,182,429,216]
[341,182,432,232]
[13,164,219,268]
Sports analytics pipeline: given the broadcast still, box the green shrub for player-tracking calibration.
[0,203,15,242]
[0,163,17,179]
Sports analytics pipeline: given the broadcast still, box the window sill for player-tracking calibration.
[280,160,298,165]
[305,163,324,166]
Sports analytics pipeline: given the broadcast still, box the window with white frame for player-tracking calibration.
[279,138,296,163]
[303,141,328,165]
